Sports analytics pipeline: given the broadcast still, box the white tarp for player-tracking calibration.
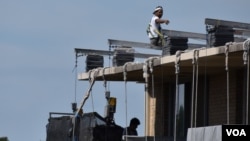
[186,125,222,141]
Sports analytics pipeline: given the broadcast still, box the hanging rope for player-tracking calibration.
[148,57,160,141]
[225,42,232,124]
[243,38,250,124]
[76,68,99,114]
[102,67,108,92]
[102,67,111,98]
[123,62,134,141]
[88,70,94,113]
[72,53,78,103]
[174,50,184,141]
[191,49,199,128]
[72,68,99,141]
[142,57,159,141]
[143,61,149,141]
[191,51,195,129]
[194,52,199,128]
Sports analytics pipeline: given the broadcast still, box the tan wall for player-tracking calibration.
[146,79,169,136]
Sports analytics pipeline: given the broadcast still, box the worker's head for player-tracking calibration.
[130,117,140,129]
[153,6,163,18]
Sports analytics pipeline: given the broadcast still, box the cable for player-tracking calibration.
[90,91,95,113]
[143,62,149,141]
[123,62,131,141]
[191,50,196,128]
[243,38,250,124]
[194,50,199,128]
[174,51,184,141]
[148,57,160,141]
[225,42,232,124]
[72,53,78,103]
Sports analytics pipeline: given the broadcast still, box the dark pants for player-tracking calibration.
[150,37,163,47]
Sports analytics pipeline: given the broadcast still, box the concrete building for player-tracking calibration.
[77,19,250,141]
[46,18,250,141]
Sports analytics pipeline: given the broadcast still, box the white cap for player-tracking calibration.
[153,6,163,14]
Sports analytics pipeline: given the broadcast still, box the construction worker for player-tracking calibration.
[147,6,170,47]
[123,117,140,136]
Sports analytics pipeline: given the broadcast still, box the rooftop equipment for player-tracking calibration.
[205,18,250,47]
[112,47,135,66]
[206,25,234,47]
[85,54,104,72]
[164,37,188,55]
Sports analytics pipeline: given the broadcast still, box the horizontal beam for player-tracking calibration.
[74,48,159,58]
[205,18,250,30]
[234,37,248,42]
[234,29,250,36]
[162,29,207,40]
[108,39,162,50]
[75,48,111,56]
[187,43,206,48]
[108,38,206,50]
[49,112,74,118]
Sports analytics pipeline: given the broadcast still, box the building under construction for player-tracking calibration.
[46,18,250,141]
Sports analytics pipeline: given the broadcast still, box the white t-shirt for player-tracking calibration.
[148,15,161,38]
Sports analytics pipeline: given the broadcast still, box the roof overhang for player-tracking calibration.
[78,42,246,83]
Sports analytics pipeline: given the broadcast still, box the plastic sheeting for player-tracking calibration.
[186,125,222,141]
[46,112,114,141]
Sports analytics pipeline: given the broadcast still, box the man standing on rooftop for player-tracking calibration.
[147,6,170,47]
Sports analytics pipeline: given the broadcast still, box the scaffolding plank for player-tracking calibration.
[108,38,205,50]
[75,48,112,56]
[108,39,162,50]
[205,18,250,30]
[74,48,159,58]
[162,29,207,40]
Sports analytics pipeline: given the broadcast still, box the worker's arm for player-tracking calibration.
[156,19,170,24]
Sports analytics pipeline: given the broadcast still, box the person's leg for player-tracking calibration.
[150,38,160,46]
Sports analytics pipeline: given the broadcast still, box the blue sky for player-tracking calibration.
[0,0,249,141]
